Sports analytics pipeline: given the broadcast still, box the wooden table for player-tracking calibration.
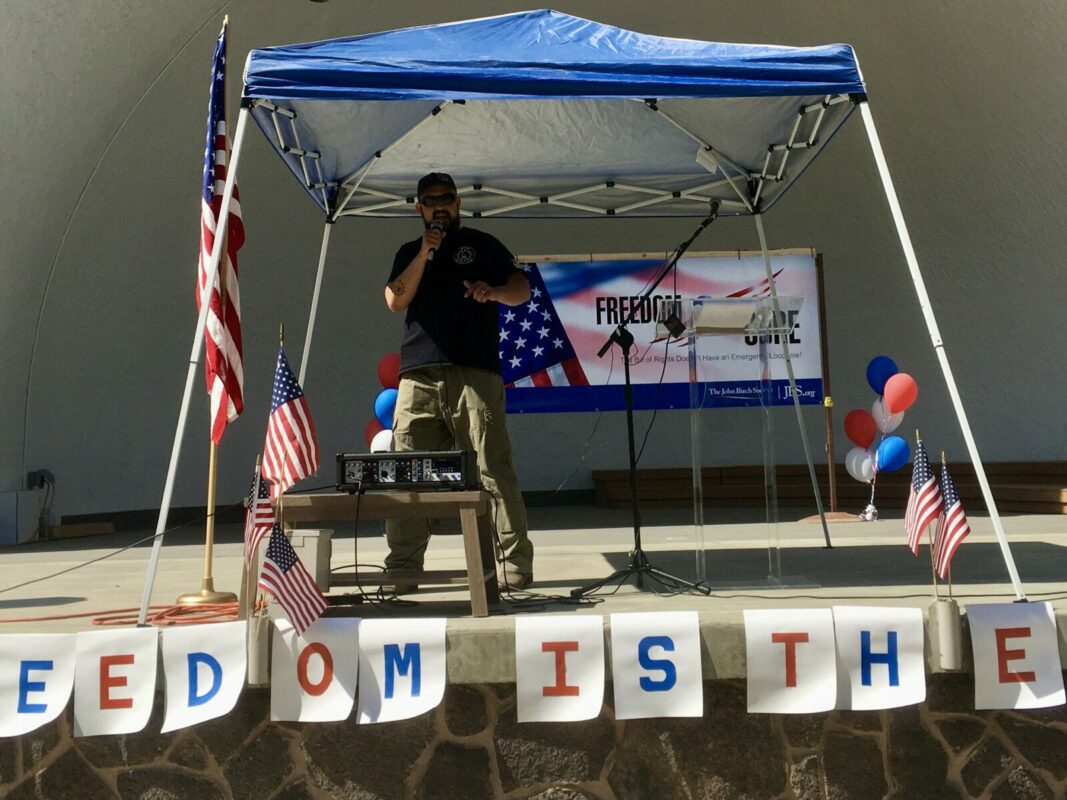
[280,491,500,617]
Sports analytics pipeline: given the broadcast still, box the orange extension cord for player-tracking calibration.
[0,601,259,627]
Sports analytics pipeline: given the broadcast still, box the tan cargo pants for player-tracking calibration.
[384,365,533,575]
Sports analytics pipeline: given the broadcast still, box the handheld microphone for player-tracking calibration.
[427,220,445,261]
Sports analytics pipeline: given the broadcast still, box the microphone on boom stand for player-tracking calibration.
[572,199,722,600]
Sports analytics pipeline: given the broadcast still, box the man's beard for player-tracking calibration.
[424,211,460,232]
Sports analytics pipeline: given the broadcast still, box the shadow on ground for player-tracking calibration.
[597,542,1067,590]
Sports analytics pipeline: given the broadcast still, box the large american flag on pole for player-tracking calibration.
[258,523,327,635]
[500,264,589,388]
[933,462,971,579]
[262,347,319,500]
[243,461,273,568]
[904,438,943,555]
[198,20,245,445]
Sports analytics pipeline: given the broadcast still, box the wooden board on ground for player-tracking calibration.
[48,522,116,539]
[592,463,1067,514]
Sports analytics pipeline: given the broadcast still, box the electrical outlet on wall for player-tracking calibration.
[25,469,54,490]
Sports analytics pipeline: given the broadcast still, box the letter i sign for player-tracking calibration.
[516,616,605,722]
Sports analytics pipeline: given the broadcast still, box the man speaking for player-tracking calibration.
[383,172,534,589]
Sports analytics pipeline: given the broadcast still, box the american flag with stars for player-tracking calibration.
[262,347,319,501]
[933,461,971,579]
[904,438,943,555]
[258,523,327,635]
[243,461,274,568]
[500,264,589,387]
[197,20,245,445]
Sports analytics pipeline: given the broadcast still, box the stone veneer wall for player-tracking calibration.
[3,676,1067,799]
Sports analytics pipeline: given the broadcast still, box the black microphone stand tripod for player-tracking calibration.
[571,203,721,599]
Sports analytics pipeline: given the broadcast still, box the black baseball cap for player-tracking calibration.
[417,172,457,197]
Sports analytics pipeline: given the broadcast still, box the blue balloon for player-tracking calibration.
[876,435,910,473]
[866,355,899,395]
[374,388,398,429]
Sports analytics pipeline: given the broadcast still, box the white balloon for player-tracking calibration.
[858,451,876,481]
[845,446,876,482]
[872,397,905,434]
[370,429,394,453]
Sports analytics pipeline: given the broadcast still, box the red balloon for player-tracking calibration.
[377,352,401,389]
[884,372,918,414]
[844,409,877,448]
[364,418,384,448]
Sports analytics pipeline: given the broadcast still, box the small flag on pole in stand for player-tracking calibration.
[261,347,319,500]
[243,462,273,568]
[905,437,943,555]
[258,523,327,634]
[933,461,971,579]
[198,19,245,444]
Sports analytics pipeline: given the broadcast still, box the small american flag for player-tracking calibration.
[933,462,971,579]
[198,20,245,444]
[904,438,943,555]
[262,347,319,500]
[258,523,327,635]
[501,264,589,388]
[243,462,274,568]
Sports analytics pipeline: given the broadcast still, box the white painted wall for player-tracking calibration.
[3,1,1065,518]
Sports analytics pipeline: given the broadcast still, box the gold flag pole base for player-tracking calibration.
[176,577,238,606]
[801,511,859,524]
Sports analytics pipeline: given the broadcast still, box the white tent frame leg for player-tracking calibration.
[754,214,832,548]
[137,107,252,625]
[299,220,335,386]
[859,101,1026,600]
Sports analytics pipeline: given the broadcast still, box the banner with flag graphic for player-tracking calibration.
[933,462,971,578]
[258,523,327,635]
[198,20,245,444]
[905,439,943,555]
[501,265,589,389]
[262,347,319,500]
[505,252,822,413]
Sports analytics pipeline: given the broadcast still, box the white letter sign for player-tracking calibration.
[73,628,158,736]
[358,618,446,724]
[967,602,1065,709]
[832,606,925,710]
[161,621,247,732]
[271,618,359,722]
[0,634,76,737]
[516,615,604,722]
[744,608,837,713]
[610,612,702,720]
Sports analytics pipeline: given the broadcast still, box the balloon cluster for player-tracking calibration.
[364,353,400,452]
[843,356,919,482]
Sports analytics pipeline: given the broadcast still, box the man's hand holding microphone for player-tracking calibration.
[422,219,445,262]
[419,217,497,303]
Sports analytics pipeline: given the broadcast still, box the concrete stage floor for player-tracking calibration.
[1,504,1065,679]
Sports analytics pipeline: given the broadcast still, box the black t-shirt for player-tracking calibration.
[388,226,520,375]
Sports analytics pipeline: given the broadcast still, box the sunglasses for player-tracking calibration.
[418,192,457,207]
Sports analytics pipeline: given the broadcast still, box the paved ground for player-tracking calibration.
[1,503,1064,634]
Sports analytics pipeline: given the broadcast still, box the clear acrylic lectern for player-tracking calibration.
[657,296,817,589]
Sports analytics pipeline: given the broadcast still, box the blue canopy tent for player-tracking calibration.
[241,9,865,220]
[139,10,1025,620]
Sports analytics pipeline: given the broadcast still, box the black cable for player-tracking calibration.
[635,333,674,464]
[483,492,598,608]
[0,511,219,596]
[635,250,683,464]
[525,351,616,509]
[283,481,338,495]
